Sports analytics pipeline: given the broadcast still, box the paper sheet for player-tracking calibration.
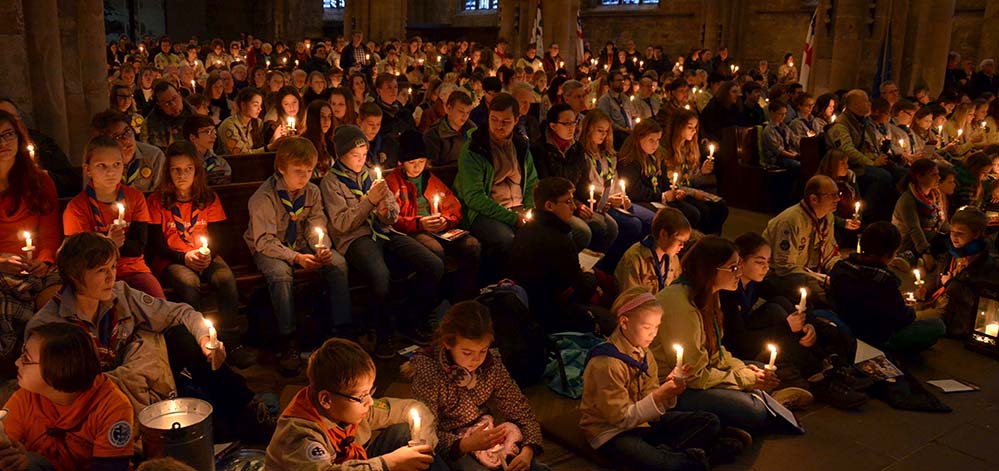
[854,339,886,364]
[926,379,978,393]
[579,249,603,272]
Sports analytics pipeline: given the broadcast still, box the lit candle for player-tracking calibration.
[905,291,916,303]
[591,97,596,107]
[957,128,964,141]
[525,209,533,220]
[26,144,35,159]
[634,117,641,124]
[407,87,413,95]
[684,104,690,110]
[114,202,126,226]
[432,194,440,215]
[204,318,218,349]
[913,269,923,286]
[937,124,943,135]
[191,79,196,90]
[629,95,635,102]
[708,143,716,160]
[767,344,778,369]
[437,55,442,62]
[831,114,837,123]
[21,231,33,262]
[853,201,861,220]
[286,116,296,131]
[374,166,382,181]
[314,227,326,249]
[266,59,271,67]
[366,54,371,62]
[199,236,210,256]
[673,344,684,367]
[589,184,595,211]
[282,57,287,64]
[730,64,735,72]
[295,59,299,67]
[619,179,626,194]
[632,57,637,64]
[672,172,679,187]
[215,60,221,65]
[981,121,987,130]
[409,408,424,445]
[789,60,794,67]
[558,60,564,69]
[306,42,311,50]
[986,321,999,337]
[898,138,905,150]
[797,287,808,312]
[639,60,644,68]
[692,87,699,95]
[139,44,145,53]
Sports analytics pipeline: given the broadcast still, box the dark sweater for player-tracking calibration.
[829,254,914,347]
[719,280,798,360]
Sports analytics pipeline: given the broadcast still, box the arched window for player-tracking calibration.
[464,0,498,10]
[600,0,659,5]
[323,0,345,8]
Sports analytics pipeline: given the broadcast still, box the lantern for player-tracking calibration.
[966,284,999,357]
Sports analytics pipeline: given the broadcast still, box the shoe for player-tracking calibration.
[812,375,868,409]
[707,437,744,466]
[239,396,278,444]
[226,345,257,369]
[772,386,814,410]
[374,336,397,360]
[832,367,875,391]
[718,426,753,449]
[279,340,302,377]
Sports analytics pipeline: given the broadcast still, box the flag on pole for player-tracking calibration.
[873,21,892,97]
[531,0,544,51]
[576,8,585,61]
[800,8,817,88]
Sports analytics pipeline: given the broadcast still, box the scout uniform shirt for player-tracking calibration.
[265,387,439,471]
[762,201,841,280]
[579,328,670,449]
[615,236,681,294]
[245,174,329,264]
[63,183,154,277]
[320,162,400,255]
[123,142,166,192]
[146,192,227,273]
[3,374,134,471]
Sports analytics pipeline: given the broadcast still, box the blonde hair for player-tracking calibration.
[611,287,662,319]
[274,136,318,171]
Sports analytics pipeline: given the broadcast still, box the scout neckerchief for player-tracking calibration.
[203,151,218,173]
[587,150,615,183]
[273,176,306,246]
[798,116,814,133]
[67,296,122,370]
[281,388,367,463]
[800,200,834,274]
[929,238,989,302]
[585,342,649,377]
[909,184,942,220]
[123,158,143,185]
[86,183,126,232]
[643,154,660,192]
[329,162,390,241]
[674,275,724,361]
[898,124,917,150]
[170,201,202,245]
[612,93,632,128]
[640,235,668,291]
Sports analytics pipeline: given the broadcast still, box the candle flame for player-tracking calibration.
[203,318,213,329]
[799,287,807,298]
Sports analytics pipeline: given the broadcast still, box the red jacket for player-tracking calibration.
[385,169,462,234]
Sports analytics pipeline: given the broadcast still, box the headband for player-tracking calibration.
[616,292,658,317]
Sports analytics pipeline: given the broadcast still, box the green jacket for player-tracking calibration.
[824,111,880,168]
[454,125,538,228]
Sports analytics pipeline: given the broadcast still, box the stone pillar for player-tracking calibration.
[979,0,999,61]
[0,1,33,119]
[541,0,576,69]
[345,0,406,43]
[59,0,108,163]
[826,0,868,92]
[899,0,955,97]
[702,0,722,51]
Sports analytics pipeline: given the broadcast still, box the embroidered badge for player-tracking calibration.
[140,167,152,178]
[306,442,330,462]
[108,421,132,448]
[371,398,390,411]
[378,152,387,163]
[141,294,154,305]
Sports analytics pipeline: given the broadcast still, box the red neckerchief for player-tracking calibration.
[799,201,837,273]
[281,387,367,463]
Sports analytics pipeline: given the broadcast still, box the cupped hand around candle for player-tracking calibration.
[0,255,28,275]
[382,444,433,471]
[460,424,506,453]
[746,364,780,391]
[199,336,226,369]
[185,250,211,271]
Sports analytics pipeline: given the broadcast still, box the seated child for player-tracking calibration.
[507,177,615,335]
[424,89,475,166]
[265,337,443,471]
[30,232,274,444]
[147,141,252,368]
[183,115,232,185]
[615,207,691,294]
[829,222,946,351]
[323,125,443,358]
[245,136,351,375]
[385,129,481,301]
[1,323,133,471]
[580,288,742,470]
[913,207,998,338]
[410,301,549,471]
[762,100,802,177]
[63,136,164,298]
[90,110,165,192]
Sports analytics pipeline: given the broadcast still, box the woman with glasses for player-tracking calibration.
[650,236,779,434]
[109,84,145,135]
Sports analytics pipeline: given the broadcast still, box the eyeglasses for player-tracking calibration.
[816,191,843,199]
[116,94,134,100]
[111,127,135,142]
[556,121,577,127]
[332,386,376,404]
[198,128,217,136]
[716,264,741,273]
[19,348,38,366]
[0,130,18,143]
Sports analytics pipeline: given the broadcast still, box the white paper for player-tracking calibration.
[650,202,667,209]
[927,379,978,393]
[757,390,803,433]
[854,339,885,364]
[579,249,603,272]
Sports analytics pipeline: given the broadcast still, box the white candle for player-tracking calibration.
[831,114,837,123]
[407,87,412,95]
[314,227,326,249]
[632,57,637,64]
[366,54,370,61]
[591,97,596,107]
[295,59,299,67]
[114,202,126,226]
[619,179,626,194]
[937,125,943,136]
[767,344,778,368]
[409,408,422,445]
[191,79,196,90]
[26,144,35,159]
[22,231,33,262]
[708,143,716,159]
[374,166,382,181]
[432,194,440,215]
[898,138,905,149]
[684,104,690,110]
[986,322,999,337]
[913,269,923,286]
[905,292,916,303]
[797,287,808,312]
[437,55,442,62]
[286,116,296,131]
[672,172,679,187]
[639,60,644,68]
[525,209,533,220]
[589,184,595,210]
[854,201,861,220]
[634,117,641,124]
[673,344,683,367]
[199,236,210,256]
[957,128,964,140]
[981,121,987,130]
[559,60,564,69]
[282,57,287,64]
[204,318,218,349]
[266,59,271,67]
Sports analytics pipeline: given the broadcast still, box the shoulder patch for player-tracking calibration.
[108,420,132,448]
[141,294,154,305]
[305,441,331,462]
[140,167,153,178]
[779,240,791,251]
[371,398,390,411]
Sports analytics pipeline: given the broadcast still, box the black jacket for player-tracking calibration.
[829,254,915,347]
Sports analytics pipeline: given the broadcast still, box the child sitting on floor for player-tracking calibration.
[615,207,691,294]
[580,287,745,470]
[265,337,444,471]
[1,323,134,471]
[410,301,550,471]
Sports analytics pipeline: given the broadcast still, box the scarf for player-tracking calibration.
[123,158,142,185]
[69,299,123,371]
[434,344,491,389]
[85,184,126,232]
[170,202,201,245]
[204,153,218,173]
[281,387,367,464]
[948,237,988,259]
[550,132,572,153]
[640,235,668,291]
[799,200,835,273]
[909,184,942,219]
[587,151,616,183]
[274,177,306,246]
[643,154,660,191]
[24,375,120,470]
[329,162,389,241]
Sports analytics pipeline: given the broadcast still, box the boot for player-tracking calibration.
[279,337,302,377]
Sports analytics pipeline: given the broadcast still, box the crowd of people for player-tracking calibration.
[0,29,996,471]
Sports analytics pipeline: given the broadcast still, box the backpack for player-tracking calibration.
[476,280,546,387]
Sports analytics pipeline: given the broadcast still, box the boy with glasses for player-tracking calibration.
[183,115,231,185]
[91,110,165,192]
[265,338,444,471]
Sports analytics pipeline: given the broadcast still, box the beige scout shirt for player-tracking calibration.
[761,201,841,280]
[244,174,329,264]
[615,240,681,294]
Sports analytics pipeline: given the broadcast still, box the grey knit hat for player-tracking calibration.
[333,125,368,159]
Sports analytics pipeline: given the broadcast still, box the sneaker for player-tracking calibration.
[279,340,302,377]
[226,345,257,369]
[772,386,814,410]
[374,337,397,360]
[813,375,869,409]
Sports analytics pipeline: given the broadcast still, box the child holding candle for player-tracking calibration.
[63,136,164,299]
[662,109,729,234]
[217,87,288,154]
[651,236,779,432]
[146,142,253,368]
[322,126,443,359]
[266,337,443,471]
[615,207,691,294]
[246,137,351,375]
[580,288,746,470]
[891,159,950,269]
[90,111,165,193]
[385,130,481,301]
[409,301,548,471]
[263,86,305,143]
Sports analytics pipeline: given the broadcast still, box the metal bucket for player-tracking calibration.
[139,398,215,471]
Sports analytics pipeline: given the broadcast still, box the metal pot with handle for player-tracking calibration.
[139,398,214,471]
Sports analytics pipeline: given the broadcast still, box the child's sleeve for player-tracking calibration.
[409,354,465,458]
[488,355,544,454]
[320,175,378,236]
[582,358,666,431]
[62,196,93,236]
[125,283,211,339]
[2,390,30,444]
[88,394,135,461]
[364,397,439,450]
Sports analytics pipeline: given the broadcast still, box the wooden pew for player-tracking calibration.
[798,135,824,183]
[716,126,789,213]
[224,152,277,183]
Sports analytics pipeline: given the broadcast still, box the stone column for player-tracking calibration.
[20,0,70,153]
[58,0,108,163]
[900,0,955,97]
[826,0,868,92]
[541,0,576,69]
[979,0,999,61]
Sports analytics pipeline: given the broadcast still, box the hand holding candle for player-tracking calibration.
[673,344,685,378]
[913,269,924,287]
[374,166,383,181]
[409,408,426,446]
[21,231,33,262]
[286,116,296,132]
[114,202,126,227]
[797,287,808,312]
[198,236,211,256]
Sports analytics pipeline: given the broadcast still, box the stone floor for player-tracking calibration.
[238,208,999,470]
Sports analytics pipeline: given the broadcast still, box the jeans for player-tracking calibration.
[366,423,450,471]
[675,387,772,432]
[856,165,895,222]
[598,411,719,471]
[253,248,351,337]
[161,257,240,341]
[580,211,619,253]
[566,215,593,252]
[413,232,482,301]
[629,204,656,233]
[597,208,644,272]
[887,318,946,353]
[345,234,444,338]
[120,271,165,299]
[470,215,518,284]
